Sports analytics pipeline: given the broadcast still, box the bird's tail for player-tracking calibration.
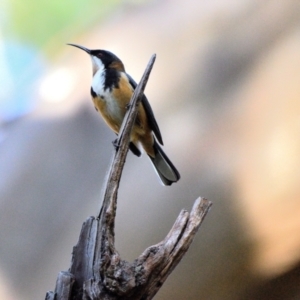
[148,140,180,186]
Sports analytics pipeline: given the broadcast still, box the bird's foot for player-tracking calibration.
[112,138,120,151]
[125,103,132,110]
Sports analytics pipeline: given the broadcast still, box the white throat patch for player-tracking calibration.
[91,56,106,95]
[91,56,105,75]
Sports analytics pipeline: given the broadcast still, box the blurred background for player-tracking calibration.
[1,0,300,299]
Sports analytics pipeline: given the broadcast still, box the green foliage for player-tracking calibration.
[8,0,121,46]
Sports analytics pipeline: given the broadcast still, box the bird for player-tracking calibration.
[67,43,180,186]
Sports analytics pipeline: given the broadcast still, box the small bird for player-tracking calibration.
[68,43,180,185]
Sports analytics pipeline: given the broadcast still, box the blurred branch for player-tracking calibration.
[45,54,212,300]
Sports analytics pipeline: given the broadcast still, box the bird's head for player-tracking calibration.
[67,43,125,75]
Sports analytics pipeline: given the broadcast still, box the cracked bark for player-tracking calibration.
[45,54,212,300]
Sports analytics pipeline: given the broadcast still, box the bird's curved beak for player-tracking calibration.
[67,43,91,54]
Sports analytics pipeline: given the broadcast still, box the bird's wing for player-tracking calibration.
[127,73,163,145]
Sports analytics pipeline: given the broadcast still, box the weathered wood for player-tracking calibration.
[46,54,212,299]
[66,197,211,300]
[45,271,75,300]
[45,291,55,300]
[69,217,98,298]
